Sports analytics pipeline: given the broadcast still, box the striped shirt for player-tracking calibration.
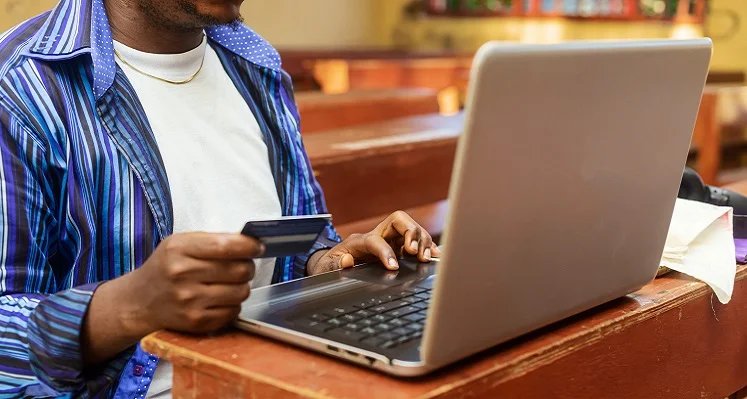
[0,0,340,397]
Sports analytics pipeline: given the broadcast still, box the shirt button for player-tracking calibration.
[133,365,144,376]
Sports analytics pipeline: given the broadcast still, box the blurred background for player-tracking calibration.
[2,0,747,233]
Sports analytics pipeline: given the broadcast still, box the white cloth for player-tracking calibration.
[114,36,282,398]
[660,198,737,304]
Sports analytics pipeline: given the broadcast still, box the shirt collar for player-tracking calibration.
[24,0,282,99]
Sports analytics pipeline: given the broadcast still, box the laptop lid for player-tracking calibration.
[422,39,712,368]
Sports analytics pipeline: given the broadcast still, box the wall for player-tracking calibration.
[377,1,746,75]
[706,0,747,72]
[240,0,383,48]
[2,0,747,73]
[0,0,385,48]
[1,0,56,31]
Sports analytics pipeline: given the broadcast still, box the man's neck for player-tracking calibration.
[105,0,204,54]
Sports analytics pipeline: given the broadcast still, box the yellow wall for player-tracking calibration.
[377,1,747,75]
[0,0,384,47]
[706,0,747,72]
[2,0,747,74]
[1,0,56,31]
[241,0,384,48]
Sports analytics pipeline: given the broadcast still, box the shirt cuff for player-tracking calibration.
[293,223,341,279]
[27,282,133,394]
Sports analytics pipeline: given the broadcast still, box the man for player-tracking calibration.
[0,0,440,397]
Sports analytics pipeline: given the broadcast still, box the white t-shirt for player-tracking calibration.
[114,36,282,398]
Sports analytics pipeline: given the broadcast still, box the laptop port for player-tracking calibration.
[345,350,358,357]
[327,345,339,352]
[364,356,376,366]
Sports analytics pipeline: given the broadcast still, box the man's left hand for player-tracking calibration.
[307,211,441,275]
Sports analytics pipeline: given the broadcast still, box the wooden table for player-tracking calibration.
[142,180,747,398]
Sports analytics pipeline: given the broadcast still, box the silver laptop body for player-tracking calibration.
[236,38,712,377]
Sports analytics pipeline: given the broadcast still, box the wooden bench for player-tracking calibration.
[304,113,463,225]
[312,58,472,96]
[296,89,441,134]
[689,85,747,186]
[278,48,473,92]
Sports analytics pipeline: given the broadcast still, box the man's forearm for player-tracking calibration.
[81,271,152,366]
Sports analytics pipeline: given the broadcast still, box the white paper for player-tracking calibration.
[660,198,736,304]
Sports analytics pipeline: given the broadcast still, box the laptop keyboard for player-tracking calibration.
[290,281,432,350]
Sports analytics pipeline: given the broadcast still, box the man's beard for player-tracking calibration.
[138,0,244,32]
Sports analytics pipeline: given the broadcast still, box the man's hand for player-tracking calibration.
[308,211,440,275]
[82,233,263,365]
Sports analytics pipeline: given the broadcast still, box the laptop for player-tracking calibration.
[236,38,713,377]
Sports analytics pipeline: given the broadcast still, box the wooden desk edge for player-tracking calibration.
[140,334,335,399]
[142,267,746,398]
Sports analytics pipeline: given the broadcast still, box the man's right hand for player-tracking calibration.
[82,233,263,365]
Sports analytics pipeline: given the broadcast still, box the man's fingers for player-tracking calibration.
[171,233,264,260]
[361,234,399,270]
[201,283,252,308]
[418,230,434,262]
[184,306,242,333]
[404,227,421,256]
[431,243,442,258]
[189,260,255,283]
[317,234,400,273]
[378,211,419,240]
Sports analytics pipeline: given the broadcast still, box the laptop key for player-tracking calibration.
[388,318,407,327]
[414,293,430,300]
[391,327,410,336]
[341,314,362,323]
[403,314,425,323]
[354,310,373,318]
[353,300,375,309]
[371,300,408,314]
[385,306,420,318]
[373,323,393,333]
[359,327,377,336]
[343,323,362,331]
[417,310,428,317]
[412,302,428,310]
[400,296,419,304]
[370,314,393,323]
[331,306,356,315]
[404,326,421,335]
[309,313,331,321]
[326,318,344,327]
[359,319,376,327]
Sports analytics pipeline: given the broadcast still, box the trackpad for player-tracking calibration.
[342,258,437,286]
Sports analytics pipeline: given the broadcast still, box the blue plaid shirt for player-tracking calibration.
[0,0,340,397]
